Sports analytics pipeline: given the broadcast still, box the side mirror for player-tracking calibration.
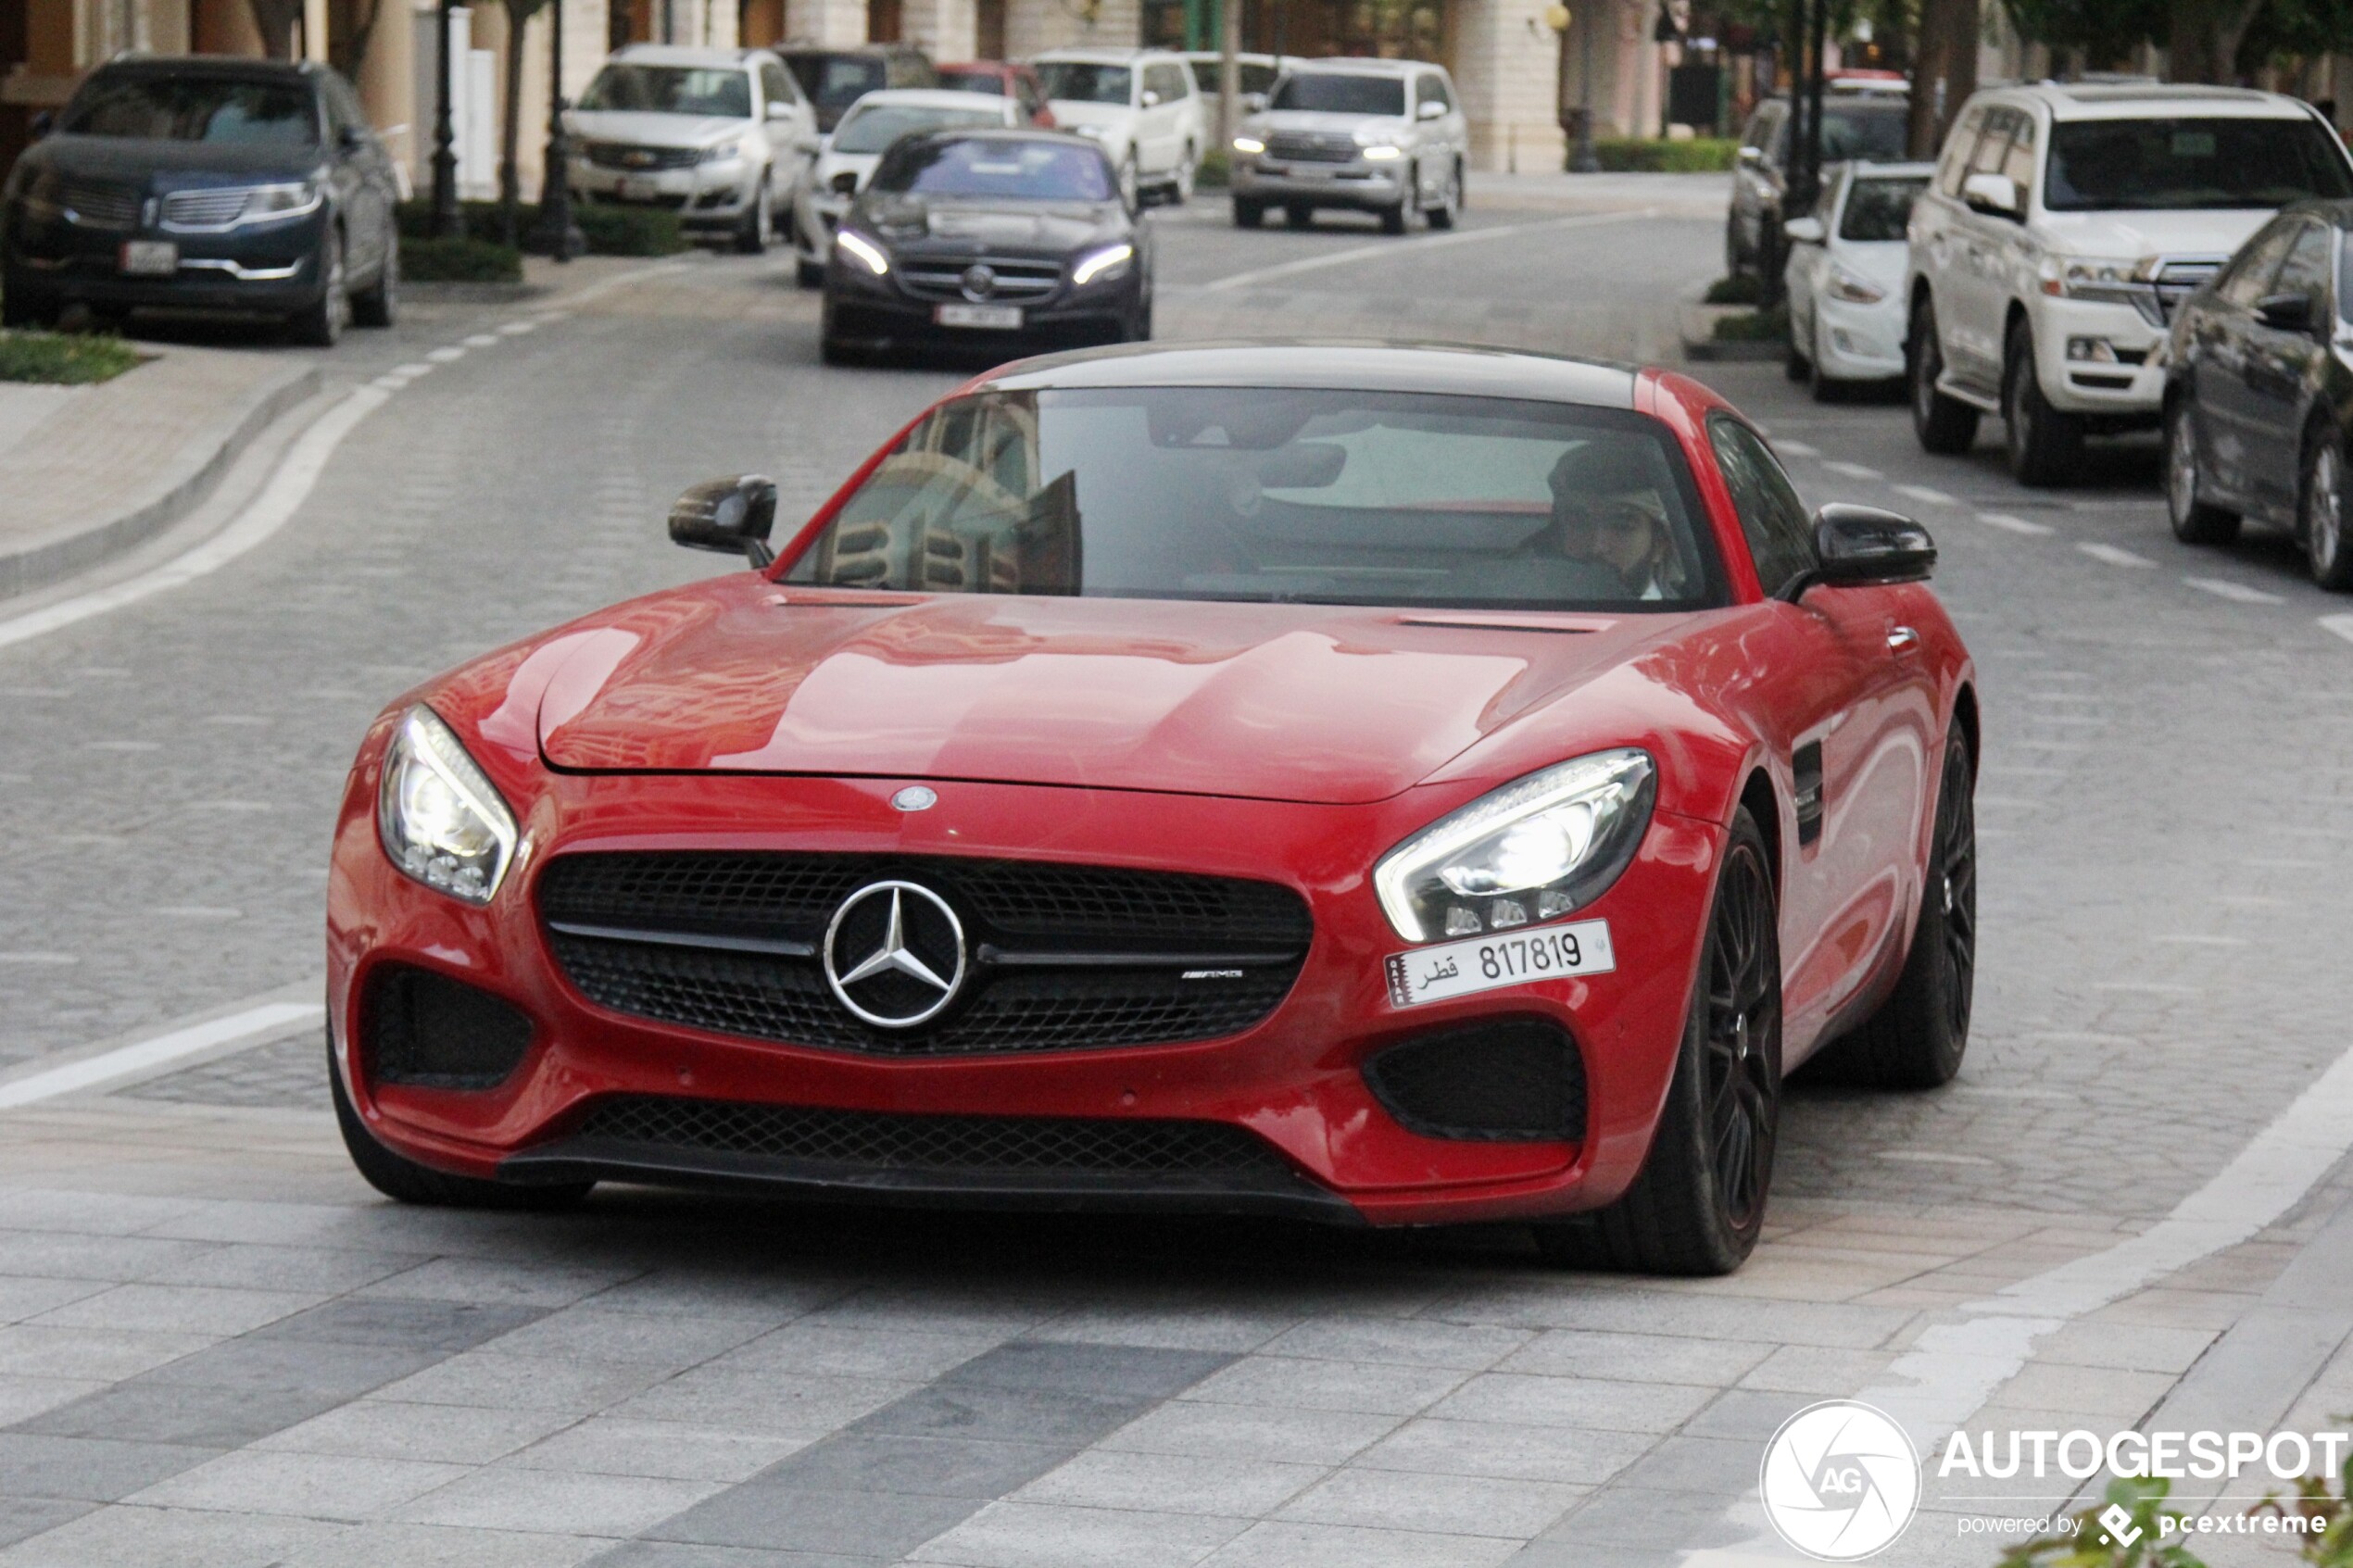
[670,474,779,567]
[1802,504,1936,593]
[766,100,794,119]
[1416,98,1446,119]
[1140,89,1162,107]
[339,124,367,152]
[1782,215,1825,245]
[1240,92,1267,113]
[1960,170,2022,219]
[2256,290,2315,332]
[29,110,53,138]
[830,169,859,195]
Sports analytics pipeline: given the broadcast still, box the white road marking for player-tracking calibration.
[0,1000,321,1110]
[2079,541,2156,568]
[2184,576,2285,605]
[1820,460,1881,480]
[498,320,537,334]
[1200,208,1658,293]
[1977,512,2054,535]
[1891,483,1957,506]
[2154,935,2249,946]
[392,362,434,377]
[462,333,500,347]
[1774,439,1818,458]
[0,953,77,966]
[425,345,466,362]
[2321,613,2353,646]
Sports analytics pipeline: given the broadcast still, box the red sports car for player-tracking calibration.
[328,344,1978,1274]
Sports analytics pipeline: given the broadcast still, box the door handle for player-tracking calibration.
[1887,625,1920,653]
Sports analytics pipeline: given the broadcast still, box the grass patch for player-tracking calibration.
[0,330,144,384]
[1705,273,1765,306]
[400,235,525,283]
[1195,146,1230,190]
[1589,137,1739,173]
[1711,302,1789,342]
[396,199,690,257]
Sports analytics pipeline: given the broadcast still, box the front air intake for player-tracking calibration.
[1363,1020,1587,1142]
[363,966,534,1090]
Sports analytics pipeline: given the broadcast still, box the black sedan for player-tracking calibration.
[1,56,399,345]
[822,129,1150,364]
[2164,200,2353,589]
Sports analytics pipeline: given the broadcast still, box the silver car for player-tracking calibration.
[1227,58,1466,234]
[566,44,817,253]
[788,88,1025,286]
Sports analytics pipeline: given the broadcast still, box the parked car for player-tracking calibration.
[934,61,1054,126]
[1906,82,2353,484]
[0,56,398,344]
[1033,47,1206,206]
[822,128,1150,361]
[1728,83,1909,278]
[566,44,816,254]
[1782,160,1933,398]
[789,88,1026,286]
[1227,57,1467,233]
[2163,201,2353,588]
[327,340,1980,1279]
[1178,49,1303,123]
[778,44,937,133]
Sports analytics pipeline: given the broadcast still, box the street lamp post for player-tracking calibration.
[431,0,461,237]
[1570,1,1599,172]
[530,0,586,259]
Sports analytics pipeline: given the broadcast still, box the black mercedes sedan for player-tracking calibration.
[1,56,399,345]
[2164,200,2353,590]
[821,128,1150,364]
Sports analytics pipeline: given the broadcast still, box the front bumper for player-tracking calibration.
[328,753,1721,1229]
[572,159,757,229]
[2029,295,2167,417]
[1812,293,1906,382]
[822,257,1139,354]
[4,205,329,312]
[1231,157,1405,209]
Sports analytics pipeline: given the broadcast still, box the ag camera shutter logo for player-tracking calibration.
[1759,1400,1921,1560]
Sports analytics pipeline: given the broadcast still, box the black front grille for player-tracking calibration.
[364,965,535,1089]
[2153,260,2221,322]
[539,853,1311,1057]
[899,257,1063,303]
[61,182,140,229]
[1364,1020,1586,1142]
[576,1094,1294,1177]
[1264,132,1359,163]
[585,143,703,170]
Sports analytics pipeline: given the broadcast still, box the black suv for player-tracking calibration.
[2,56,400,345]
[1727,88,1908,277]
[778,44,936,132]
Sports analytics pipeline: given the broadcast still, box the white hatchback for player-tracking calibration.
[1783,160,1934,397]
[788,88,1024,285]
[1033,48,1207,205]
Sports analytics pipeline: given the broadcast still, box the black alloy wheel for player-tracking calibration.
[1699,826,1780,1233]
[2304,424,2353,591]
[351,232,398,328]
[736,178,772,255]
[2003,321,2084,486]
[1908,297,1979,454]
[288,227,347,347]
[2166,396,2240,546]
[1425,160,1461,230]
[1379,198,1408,235]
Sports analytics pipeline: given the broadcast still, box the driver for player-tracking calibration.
[1537,441,1692,601]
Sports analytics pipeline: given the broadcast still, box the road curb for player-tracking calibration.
[0,357,321,607]
[1680,300,1785,363]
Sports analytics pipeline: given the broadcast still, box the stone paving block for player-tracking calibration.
[590,1544,883,1568]
[137,1335,434,1397]
[757,1433,1067,1499]
[286,1520,605,1568]
[361,1256,645,1310]
[797,1291,1064,1338]
[1350,1417,1656,1486]
[478,1308,771,1372]
[137,1244,422,1296]
[1685,1387,1819,1440]
[0,1501,345,1568]
[31,1283,321,1337]
[0,1433,220,1501]
[1497,1329,1771,1386]
[0,1325,212,1382]
[1098,1401,1401,1466]
[574,1270,850,1324]
[1256,1316,1529,1371]
[128,1449,472,1522]
[1987,1362,2182,1421]
[1425,1374,1718,1434]
[503,1418,808,1482]
[262,1297,545,1353]
[936,1340,1227,1402]
[253,1399,576,1464]
[1275,1467,1586,1537]
[1026,1306,1301,1354]
[2029,1320,2220,1374]
[395,1468,724,1537]
[1178,1356,1467,1417]
[859,1384,1159,1448]
[1195,1518,1523,1568]
[905,1499,1247,1568]
[0,1190,200,1236]
[0,1279,108,1325]
[370,1351,670,1416]
[1733,1343,1900,1394]
[0,1499,94,1552]
[1428,1286,1910,1349]
[644,1480,980,1555]
[610,1367,914,1437]
[1014,1450,1325,1517]
[714,1324,1004,1381]
[1603,1435,1763,1494]
[0,1233,217,1284]
[1533,1485,1721,1546]
[0,1378,105,1428]
[13,1380,335,1448]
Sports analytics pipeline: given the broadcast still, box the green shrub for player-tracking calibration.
[1711,302,1788,342]
[396,198,688,257]
[1195,146,1230,189]
[1705,273,1765,305]
[1588,137,1740,173]
[400,235,524,283]
[0,330,143,384]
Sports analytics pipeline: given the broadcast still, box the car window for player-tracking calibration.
[579,65,753,118]
[1038,62,1133,105]
[1936,105,1988,196]
[2272,220,2333,307]
[1270,72,1405,116]
[1708,416,1815,597]
[786,54,888,114]
[1240,63,1281,94]
[2045,118,2353,210]
[2000,113,2036,194]
[1966,108,2017,182]
[833,102,1008,152]
[1143,63,1187,102]
[936,68,1006,95]
[1839,175,1926,241]
[786,388,1724,612]
[1418,74,1453,112]
[321,74,368,142]
[760,61,799,109]
[1818,105,1908,161]
[63,74,320,144]
[872,135,1114,199]
[1741,103,1781,151]
[2217,220,2298,307]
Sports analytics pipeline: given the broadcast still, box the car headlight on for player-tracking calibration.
[1231,134,1265,154]
[835,227,890,275]
[1072,242,1133,285]
[1825,265,1885,304]
[242,180,324,220]
[377,707,519,906]
[1359,143,1403,161]
[1373,749,1656,943]
[1072,124,1110,140]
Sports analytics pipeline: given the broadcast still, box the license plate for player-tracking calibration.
[619,175,661,200]
[119,240,177,276]
[1384,920,1616,1009]
[935,302,1022,330]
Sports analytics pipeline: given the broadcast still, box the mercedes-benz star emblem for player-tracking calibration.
[891,785,937,812]
[823,881,966,1028]
[960,264,997,301]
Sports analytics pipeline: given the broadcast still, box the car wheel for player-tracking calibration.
[1116,155,1139,210]
[330,1035,591,1210]
[1285,202,1312,228]
[1532,807,1780,1275]
[1801,721,1976,1089]
[2002,321,2082,486]
[1379,199,1408,235]
[287,227,348,348]
[1907,297,1979,455]
[350,233,398,328]
[1425,159,1461,230]
[2302,423,2353,591]
[1,272,57,330]
[735,179,772,255]
[2165,396,2239,546]
[1233,197,1265,228]
[796,255,824,288]
[1783,310,1810,383]
[1725,220,1743,277]
[1806,317,1843,404]
[1170,146,1196,204]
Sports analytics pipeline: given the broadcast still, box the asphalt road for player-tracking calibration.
[0,180,2349,1567]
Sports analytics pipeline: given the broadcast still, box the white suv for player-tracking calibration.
[1033,48,1207,206]
[1906,82,2353,483]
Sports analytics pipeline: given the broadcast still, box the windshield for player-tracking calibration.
[1038,63,1131,105]
[786,387,1722,611]
[1840,175,1926,240]
[785,54,888,112]
[1271,73,1405,117]
[872,137,1114,200]
[2045,117,2353,210]
[578,65,751,118]
[62,76,317,145]
[1189,61,1282,94]
[1774,105,1906,162]
[935,69,1008,95]
[836,104,1005,153]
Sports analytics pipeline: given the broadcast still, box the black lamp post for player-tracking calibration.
[430,0,461,237]
[1569,4,1599,172]
[530,0,586,258]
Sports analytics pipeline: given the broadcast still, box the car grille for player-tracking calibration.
[585,142,703,170]
[1264,132,1360,163]
[2152,258,2222,322]
[573,1094,1297,1178]
[60,182,140,229]
[899,257,1063,303]
[538,852,1312,1057]
[160,188,253,229]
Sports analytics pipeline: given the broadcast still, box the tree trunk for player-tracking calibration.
[499,0,530,247]
[1906,0,1977,158]
[246,0,305,57]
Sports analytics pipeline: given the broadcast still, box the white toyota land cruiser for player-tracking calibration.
[1906,82,2353,483]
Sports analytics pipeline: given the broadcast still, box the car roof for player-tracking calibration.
[976,342,1640,408]
[937,61,1025,73]
[94,55,319,82]
[1178,51,1300,64]
[1034,46,1171,63]
[610,44,761,68]
[778,42,924,56]
[1293,56,1435,76]
[1984,82,2317,120]
[1838,159,1937,178]
[841,88,1014,112]
[894,125,1098,147]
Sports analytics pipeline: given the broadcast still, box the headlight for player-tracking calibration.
[1231,135,1265,154]
[1359,144,1403,161]
[1373,749,1655,943]
[1072,242,1133,285]
[377,707,519,906]
[1825,265,1886,304]
[835,227,889,274]
[699,139,748,165]
[2040,255,2145,300]
[242,180,324,220]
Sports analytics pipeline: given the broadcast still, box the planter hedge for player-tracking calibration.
[0,330,143,384]
[395,199,688,257]
[400,235,524,283]
[1587,138,1739,173]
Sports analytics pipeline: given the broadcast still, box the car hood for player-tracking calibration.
[812,150,882,193]
[2033,207,2271,260]
[533,585,1684,804]
[21,134,321,184]
[1829,236,1908,290]
[1251,109,1409,136]
[1047,101,1136,133]
[565,109,747,148]
[856,194,1125,254]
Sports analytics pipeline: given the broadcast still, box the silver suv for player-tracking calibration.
[1227,58,1467,234]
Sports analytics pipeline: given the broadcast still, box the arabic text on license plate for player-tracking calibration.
[119,240,178,276]
[935,302,1022,330]
[1384,920,1615,1009]
[619,175,661,200]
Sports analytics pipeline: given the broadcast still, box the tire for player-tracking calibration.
[1379,200,1408,235]
[1726,219,1744,278]
[2002,321,2083,487]
[1783,313,1810,383]
[2165,396,2240,546]
[2302,423,2353,591]
[1,273,57,330]
[820,336,862,366]
[1802,722,1977,1089]
[1907,297,1979,455]
[1806,318,1844,404]
[1532,808,1780,1275]
[796,256,824,288]
[330,1035,591,1210]
[1285,202,1312,228]
[1116,155,1139,210]
[1232,197,1265,228]
[1168,146,1196,205]
[287,228,348,348]
[735,179,772,255]
[350,233,398,328]
[1425,160,1461,229]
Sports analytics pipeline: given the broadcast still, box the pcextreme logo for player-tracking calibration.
[1759,1400,1923,1561]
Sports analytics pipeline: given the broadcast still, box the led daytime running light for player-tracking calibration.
[836,228,890,274]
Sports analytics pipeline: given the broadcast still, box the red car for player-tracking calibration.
[329,345,1978,1275]
[934,61,1055,127]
